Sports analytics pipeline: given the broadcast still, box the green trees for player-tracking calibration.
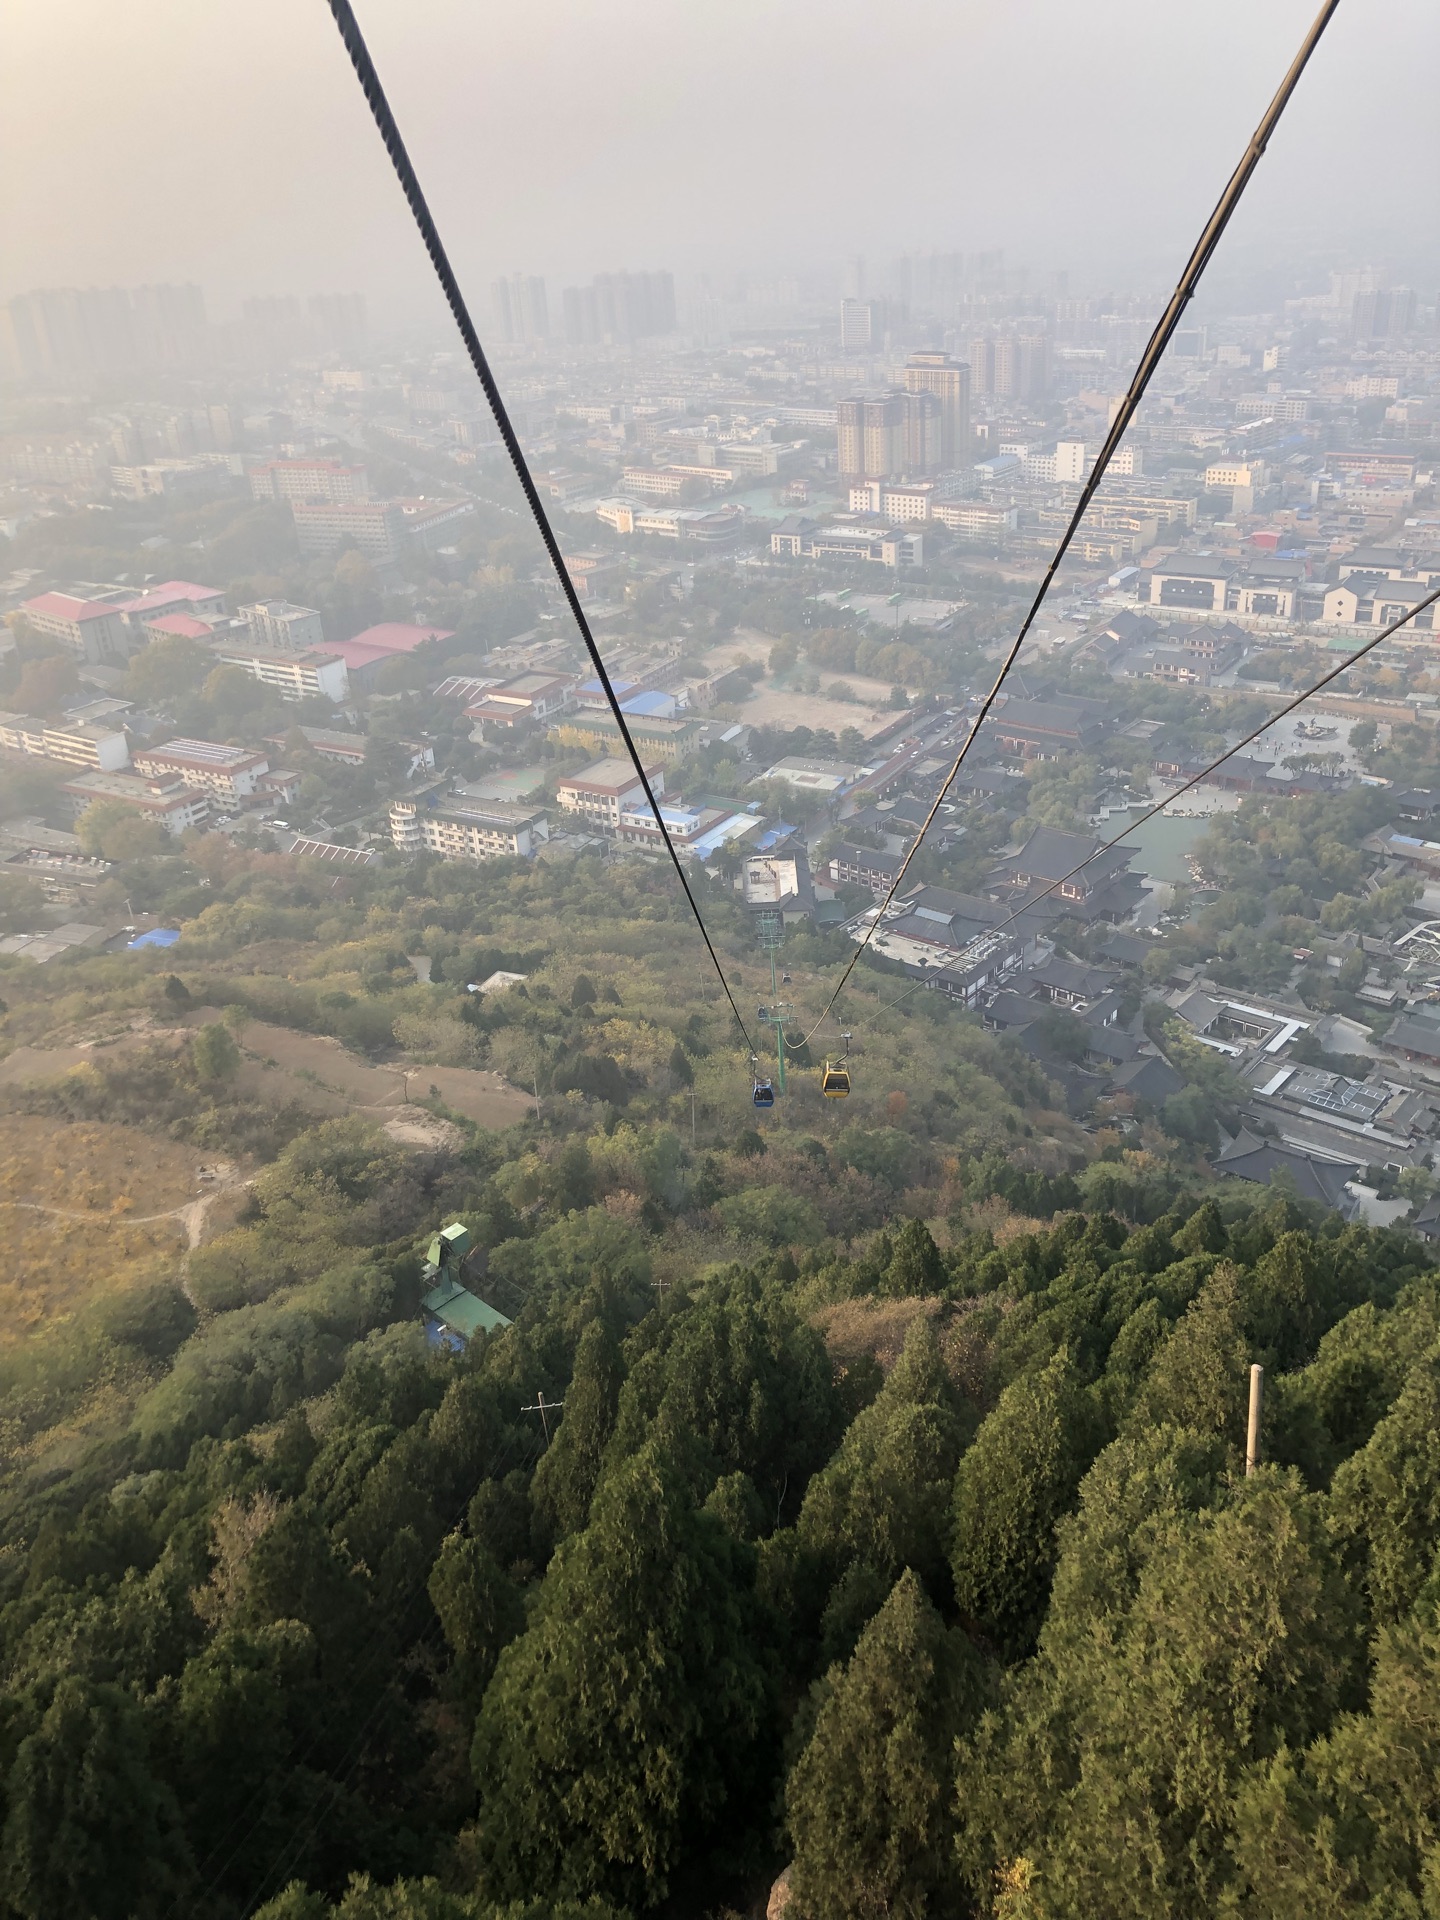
[470,1445,770,1909]
[530,1320,625,1543]
[192,1020,242,1082]
[951,1348,1102,1657]
[427,1539,524,1715]
[959,1456,1362,1918]
[786,1572,983,1920]
[0,1677,188,1919]
[796,1318,962,1601]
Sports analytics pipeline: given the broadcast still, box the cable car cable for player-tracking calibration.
[797,0,1341,1049]
[323,0,758,1060]
[861,581,1440,1025]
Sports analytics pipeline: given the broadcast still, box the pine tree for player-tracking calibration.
[531,1320,625,1544]
[786,1571,982,1919]
[951,1347,1101,1658]
[797,1317,963,1600]
[470,1444,770,1909]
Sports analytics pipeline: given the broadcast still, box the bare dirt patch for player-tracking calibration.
[0,1115,202,1341]
[231,1020,532,1131]
[382,1106,467,1151]
[737,686,901,740]
[399,1065,534,1129]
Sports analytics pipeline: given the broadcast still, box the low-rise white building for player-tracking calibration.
[132,739,270,806]
[556,758,664,828]
[61,769,209,835]
[389,795,547,861]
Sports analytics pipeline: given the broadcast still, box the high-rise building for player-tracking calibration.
[903,352,971,466]
[839,298,880,351]
[1,283,207,378]
[1352,287,1416,340]
[560,272,674,346]
[838,392,938,479]
[492,274,549,344]
[309,293,367,354]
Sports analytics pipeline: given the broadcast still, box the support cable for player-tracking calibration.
[324,0,757,1056]
[867,583,1440,1021]
[799,0,1341,1046]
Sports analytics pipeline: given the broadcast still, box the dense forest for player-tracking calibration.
[4,838,1440,1918]
[4,1104,1440,1916]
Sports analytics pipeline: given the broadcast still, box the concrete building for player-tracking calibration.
[466,674,575,730]
[848,480,936,522]
[291,499,404,562]
[0,712,130,770]
[932,500,1018,540]
[902,352,971,466]
[390,794,547,861]
[132,738,270,807]
[249,459,370,504]
[240,600,325,651]
[556,759,665,829]
[210,643,349,703]
[61,768,209,835]
[18,592,130,664]
[804,523,924,569]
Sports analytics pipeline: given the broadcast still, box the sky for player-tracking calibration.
[3,0,1438,326]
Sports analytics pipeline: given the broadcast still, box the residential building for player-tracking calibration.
[902,352,971,466]
[240,600,325,651]
[556,759,665,828]
[0,712,130,771]
[839,298,880,350]
[18,592,130,664]
[132,739,269,806]
[400,498,475,547]
[249,459,371,503]
[115,580,227,637]
[491,273,549,344]
[569,270,675,345]
[61,768,209,835]
[466,673,575,729]
[390,794,547,861]
[291,499,404,561]
[932,500,1018,540]
[849,480,936,522]
[210,643,349,702]
[827,843,906,894]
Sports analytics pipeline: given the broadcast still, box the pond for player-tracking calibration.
[1111,810,1213,884]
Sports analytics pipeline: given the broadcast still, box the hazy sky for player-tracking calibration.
[4,0,1438,324]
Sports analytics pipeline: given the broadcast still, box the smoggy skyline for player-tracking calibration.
[4,0,1439,327]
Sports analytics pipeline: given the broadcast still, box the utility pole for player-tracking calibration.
[1245,1363,1264,1476]
[755,911,790,1093]
[522,1389,564,1443]
[690,1088,696,1146]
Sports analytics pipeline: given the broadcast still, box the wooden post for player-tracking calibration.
[1245,1363,1264,1476]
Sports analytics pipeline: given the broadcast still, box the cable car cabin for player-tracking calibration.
[821,1060,851,1099]
[753,1078,776,1109]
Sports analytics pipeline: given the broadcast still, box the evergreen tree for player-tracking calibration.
[0,1677,189,1919]
[531,1320,625,1544]
[1127,1263,1250,1446]
[785,1571,983,1920]
[797,1318,963,1599]
[883,1220,945,1297]
[470,1444,771,1909]
[951,1347,1101,1657]
[427,1539,525,1715]
[1329,1342,1440,1626]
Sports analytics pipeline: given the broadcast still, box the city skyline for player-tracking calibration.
[4,0,1439,323]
